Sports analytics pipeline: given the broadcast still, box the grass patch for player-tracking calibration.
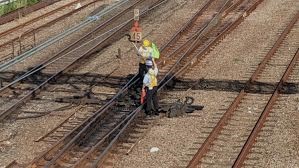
[0,0,40,16]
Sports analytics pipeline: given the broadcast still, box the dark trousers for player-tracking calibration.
[145,86,159,115]
[138,63,147,81]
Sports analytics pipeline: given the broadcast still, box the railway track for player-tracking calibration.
[0,0,136,70]
[26,0,266,167]
[0,0,61,25]
[0,0,157,121]
[157,0,262,88]
[187,11,298,168]
[0,0,108,60]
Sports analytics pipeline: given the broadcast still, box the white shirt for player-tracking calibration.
[138,46,153,64]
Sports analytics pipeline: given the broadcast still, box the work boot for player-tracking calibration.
[145,111,151,116]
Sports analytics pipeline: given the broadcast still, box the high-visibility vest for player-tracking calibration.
[149,74,157,90]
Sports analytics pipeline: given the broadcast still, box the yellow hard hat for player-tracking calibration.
[143,39,151,47]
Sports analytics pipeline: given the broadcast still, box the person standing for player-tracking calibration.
[142,60,159,116]
[138,39,153,83]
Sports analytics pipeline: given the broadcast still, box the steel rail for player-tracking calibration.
[223,0,244,17]
[80,1,242,166]
[29,0,233,165]
[85,0,248,166]
[0,21,130,92]
[29,0,214,158]
[69,10,223,163]
[42,77,139,168]
[80,1,240,165]
[74,106,142,167]
[158,21,234,90]
[233,22,299,168]
[58,1,296,166]
[187,5,297,168]
[27,1,167,166]
[0,1,145,121]
[157,0,229,64]
[0,18,136,120]
[158,0,253,90]
[157,21,210,66]
[0,0,105,52]
[0,0,61,25]
[159,0,216,51]
[158,0,231,86]
[0,0,130,71]
[71,0,221,164]
[0,0,129,49]
[39,2,168,167]
[0,0,83,38]
[0,0,113,65]
[0,0,140,92]
[250,12,299,83]
[29,0,234,165]
[32,0,246,165]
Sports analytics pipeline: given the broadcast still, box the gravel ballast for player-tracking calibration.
[245,94,299,167]
[0,0,76,33]
[0,109,73,166]
[71,0,208,78]
[184,0,299,81]
[0,0,210,166]
[2,0,115,71]
[112,0,299,167]
[114,90,237,168]
[1,0,298,167]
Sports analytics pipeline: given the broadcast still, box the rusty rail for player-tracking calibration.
[27,0,233,166]
[187,8,298,168]
[0,0,61,25]
[26,1,168,167]
[0,0,81,37]
[250,12,299,83]
[0,0,146,121]
[0,0,109,58]
[233,48,299,167]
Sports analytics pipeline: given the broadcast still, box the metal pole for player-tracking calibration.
[33,30,36,47]
[19,35,22,54]
[12,41,14,57]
